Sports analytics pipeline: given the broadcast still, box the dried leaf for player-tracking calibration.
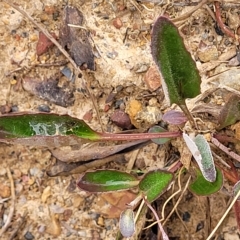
[162,110,187,125]
[23,77,74,107]
[51,139,149,162]
[59,6,95,70]
[47,154,125,177]
[218,94,240,129]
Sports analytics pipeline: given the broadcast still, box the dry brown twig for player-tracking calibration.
[211,136,240,162]
[0,168,15,238]
[172,0,211,23]
[1,0,104,131]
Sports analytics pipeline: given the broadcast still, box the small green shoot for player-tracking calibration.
[189,168,223,196]
[151,16,201,126]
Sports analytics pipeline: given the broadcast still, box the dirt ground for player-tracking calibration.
[1,0,240,239]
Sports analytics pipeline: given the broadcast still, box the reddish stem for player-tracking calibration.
[99,131,181,141]
[213,134,240,144]
[214,1,238,42]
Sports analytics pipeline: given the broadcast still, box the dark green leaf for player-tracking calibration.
[151,16,201,106]
[77,170,139,192]
[218,94,240,129]
[189,168,223,196]
[139,170,173,202]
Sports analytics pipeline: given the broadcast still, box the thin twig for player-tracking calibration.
[172,0,209,23]
[0,168,15,238]
[211,137,240,162]
[126,149,140,172]
[206,189,240,239]
[9,211,28,240]
[2,1,104,131]
[142,196,169,240]
[162,175,191,226]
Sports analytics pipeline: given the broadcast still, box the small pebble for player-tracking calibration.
[24,231,35,240]
[197,45,218,63]
[97,216,104,226]
[63,209,73,221]
[11,105,19,112]
[125,99,142,128]
[112,17,123,29]
[72,195,84,208]
[38,104,51,112]
[144,66,161,91]
[0,184,11,198]
[41,186,51,203]
[135,63,148,73]
[111,110,132,129]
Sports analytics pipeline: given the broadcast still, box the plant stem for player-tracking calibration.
[99,131,181,141]
[179,103,197,128]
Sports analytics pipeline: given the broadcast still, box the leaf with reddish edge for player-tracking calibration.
[0,113,181,147]
[139,170,173,202]
[77,170,139,192]
[119,208,135,238]
[151,16,201,126]
[162,110,188,125]
[151,16,201,105]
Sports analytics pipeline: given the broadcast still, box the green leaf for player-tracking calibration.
[119,209,135,238]
[151,16,201,106]
[189,168,223,196]
[0,113,181,148]
[77,170,139,192]
[148,126,171,145]
[218,94,240,129]
[139,170,173,202]
[0,113,99,140]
